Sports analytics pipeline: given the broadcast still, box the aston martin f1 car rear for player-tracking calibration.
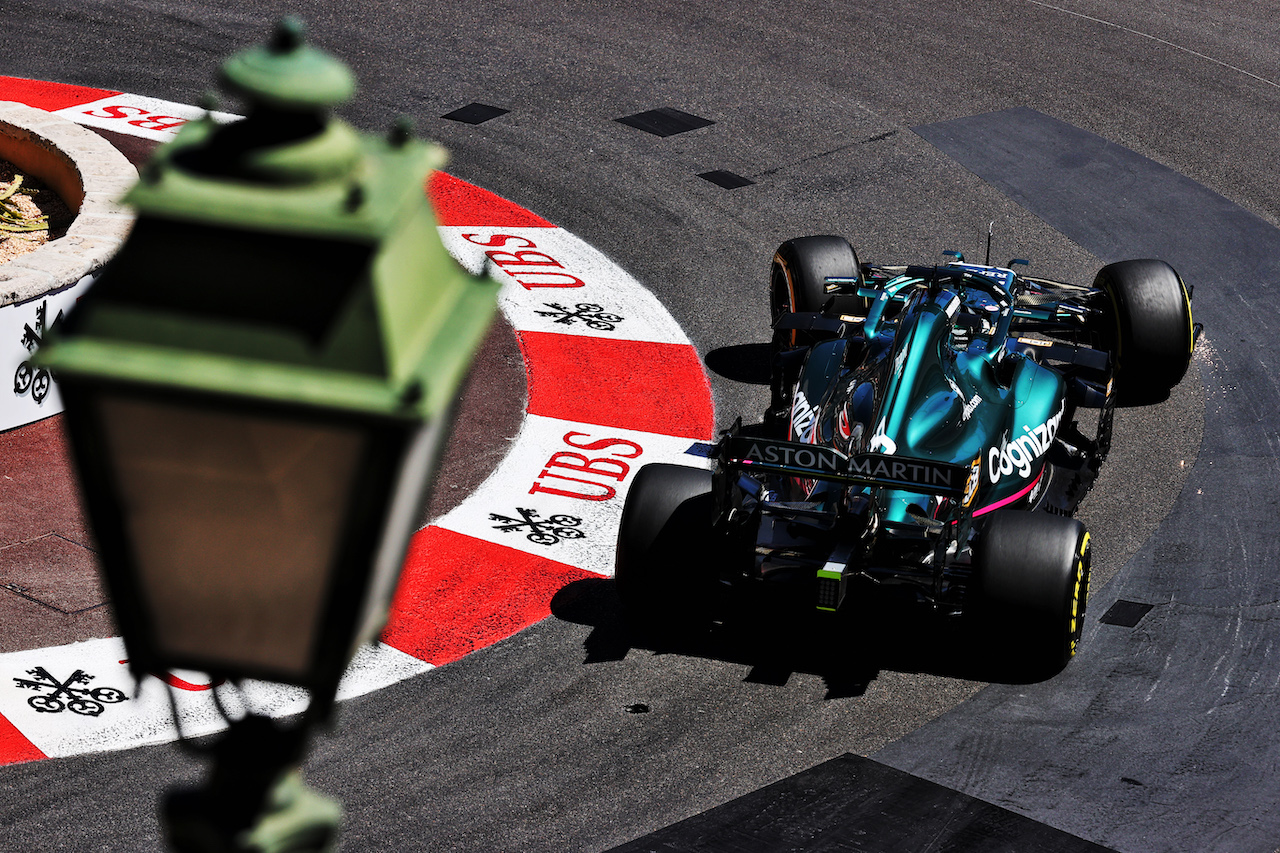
[616,236,1196,675]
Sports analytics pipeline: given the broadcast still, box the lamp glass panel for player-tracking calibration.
[96,395,367,679]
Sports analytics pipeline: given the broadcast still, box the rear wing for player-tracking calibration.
[720,434,968,499]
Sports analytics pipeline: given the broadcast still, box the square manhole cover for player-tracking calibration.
[616,107,715,137]
[698,169,755,189]
[1100,599,1155,628]
[442,103,510,125]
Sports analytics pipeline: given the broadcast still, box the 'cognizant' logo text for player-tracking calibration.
[988,403,1064,483]
[791,389,817,442]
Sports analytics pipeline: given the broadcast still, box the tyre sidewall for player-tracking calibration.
[615,464,718,637]
[1095,258,1194,405]
[973,510,1091,675]
[769,236,859,424]
[770,235,859,348]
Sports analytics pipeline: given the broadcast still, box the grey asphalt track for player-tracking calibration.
[3,1,1276,851]
[882,107,1280,851]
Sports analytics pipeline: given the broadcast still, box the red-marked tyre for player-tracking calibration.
[770,235,860,350]
[768,236,862,430]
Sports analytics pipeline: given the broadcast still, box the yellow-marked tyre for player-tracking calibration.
[1094,258,1194,406]
[973,510,1092,678]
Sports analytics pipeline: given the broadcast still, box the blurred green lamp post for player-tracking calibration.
[35,18,497,852]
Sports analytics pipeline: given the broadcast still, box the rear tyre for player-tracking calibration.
[615,464,719,641]
[1094,258,1194,405]
[972,510,1091,677]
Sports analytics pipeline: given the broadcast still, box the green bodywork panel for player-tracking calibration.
[787,265,1066,526]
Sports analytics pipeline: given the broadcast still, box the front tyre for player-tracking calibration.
[768,236,860,429]
[770,235,860,349]
[972,510,1091,677]
[615,464,719,641]
[1094,258,1194,405]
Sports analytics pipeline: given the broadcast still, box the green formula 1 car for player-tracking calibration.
[616,235,1196,674]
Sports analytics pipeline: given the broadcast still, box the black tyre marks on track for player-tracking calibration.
[876,107,1280,853]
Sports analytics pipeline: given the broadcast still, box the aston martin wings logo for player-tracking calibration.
[724,436,967,497]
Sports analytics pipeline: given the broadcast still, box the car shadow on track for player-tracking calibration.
[703,343,772,385]
[550,577,1062,696]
